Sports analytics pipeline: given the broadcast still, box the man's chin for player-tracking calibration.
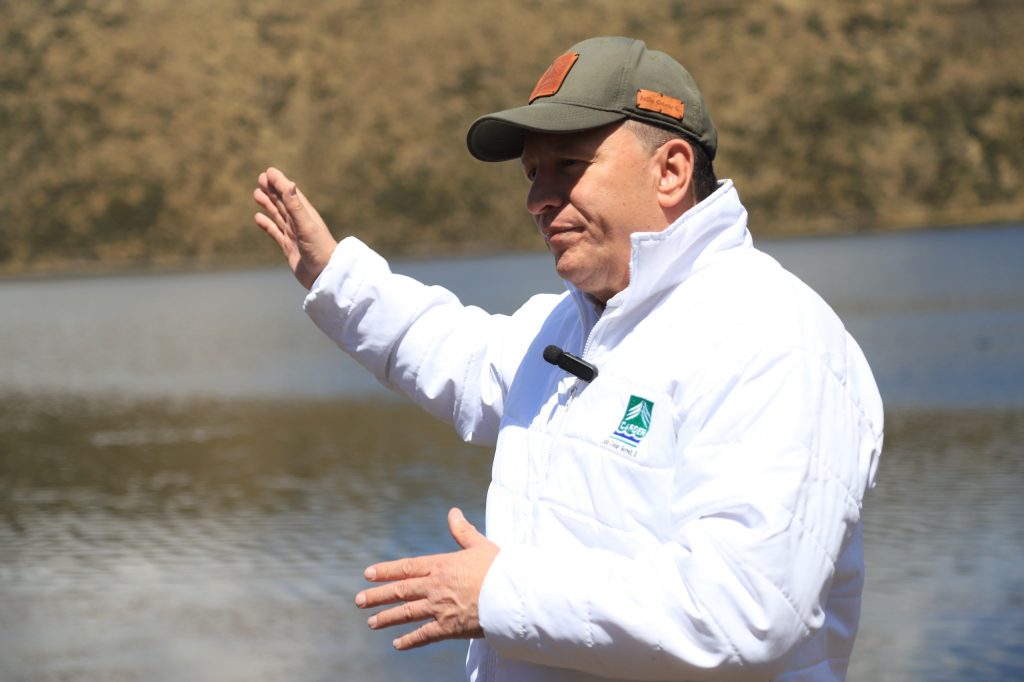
[553,252,600,291]
[553,256,579,285]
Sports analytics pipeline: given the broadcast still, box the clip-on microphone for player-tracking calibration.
[543,345,599,383]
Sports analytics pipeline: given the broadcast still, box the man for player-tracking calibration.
[253,36,883,682]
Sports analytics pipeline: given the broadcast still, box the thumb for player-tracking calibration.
[448,507,485,550]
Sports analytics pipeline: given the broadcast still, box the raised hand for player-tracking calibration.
[356,508,500,650]
[253,167,338,289]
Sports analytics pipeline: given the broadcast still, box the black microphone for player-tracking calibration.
[543,345,599,383]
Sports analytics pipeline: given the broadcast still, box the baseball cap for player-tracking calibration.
[466,36,717,162]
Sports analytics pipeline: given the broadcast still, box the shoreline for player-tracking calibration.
[2,218,1020,283]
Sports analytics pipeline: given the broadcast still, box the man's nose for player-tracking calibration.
[526,172,564,218]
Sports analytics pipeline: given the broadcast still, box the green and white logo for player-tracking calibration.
[611,395,655,447]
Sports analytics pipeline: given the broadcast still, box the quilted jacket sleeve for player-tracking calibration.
[302,237,557,446]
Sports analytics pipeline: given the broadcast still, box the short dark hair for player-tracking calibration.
[624,120,718,201]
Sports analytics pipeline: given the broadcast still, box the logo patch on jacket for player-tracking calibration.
[610,395,655,448]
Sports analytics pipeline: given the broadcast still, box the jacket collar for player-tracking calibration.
[569,180,751,318]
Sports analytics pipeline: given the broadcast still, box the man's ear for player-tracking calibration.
[656,139,695,212]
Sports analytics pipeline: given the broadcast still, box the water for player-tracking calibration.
[0,397,488,681]
[1,224,1023,681]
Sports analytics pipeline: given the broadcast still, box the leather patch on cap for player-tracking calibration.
[636,89,685,120]
[529,52,579,103]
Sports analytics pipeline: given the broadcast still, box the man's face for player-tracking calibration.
[521,123,664,303]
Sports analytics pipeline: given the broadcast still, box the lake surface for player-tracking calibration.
[2,223,1023,681]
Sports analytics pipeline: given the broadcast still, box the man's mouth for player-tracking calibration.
[543,221,583,241]
[544,227,583,256]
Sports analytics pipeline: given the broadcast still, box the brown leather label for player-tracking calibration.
[529,52,579,103]
[636,89,685,119]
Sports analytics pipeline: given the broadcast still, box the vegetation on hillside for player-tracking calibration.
[2,0,1021,274]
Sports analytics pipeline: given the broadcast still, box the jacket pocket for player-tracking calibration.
[537,376,677,535]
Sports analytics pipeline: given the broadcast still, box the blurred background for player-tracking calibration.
[1,1,1022,681]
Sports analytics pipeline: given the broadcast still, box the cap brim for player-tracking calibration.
[467,103,626,162]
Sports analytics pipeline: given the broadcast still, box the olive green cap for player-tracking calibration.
[467,36,717,162]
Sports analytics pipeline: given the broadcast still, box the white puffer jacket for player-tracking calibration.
[304,181,884,682]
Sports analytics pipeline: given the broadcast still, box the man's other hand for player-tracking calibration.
[253,167,338,289]
[356,508,500,650]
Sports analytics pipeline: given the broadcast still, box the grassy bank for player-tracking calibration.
[2,0,1021,275]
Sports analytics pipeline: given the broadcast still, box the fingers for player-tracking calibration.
[261,166,293,199]
[258,167,335,248]
[253,202,298,262]
[367,597,433,631]
[255,168,298,229]
[364,554,435,583]
[354,510,494,651]
[364,598,474,651]
[356,574,430,610]
[254,210,286,248]
[253,182,296,244]
[392,619,451,651]
[263,168,315,236]
[253,189,284,230]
